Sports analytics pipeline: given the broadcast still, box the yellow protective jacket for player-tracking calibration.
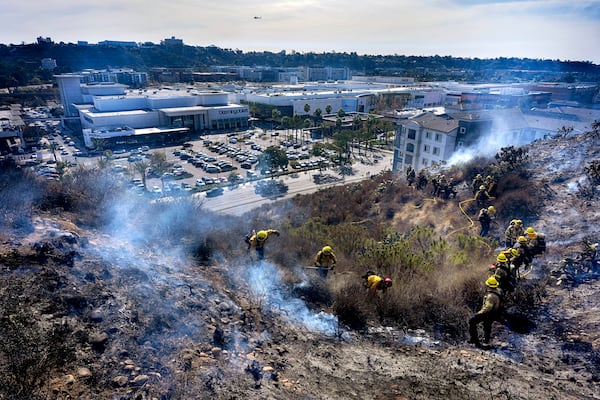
[366,275,384,293]
[248,229,279,249]
[477,289,502,315]
[315,251,337,268]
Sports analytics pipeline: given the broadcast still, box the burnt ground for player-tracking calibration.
[0,132,599,400]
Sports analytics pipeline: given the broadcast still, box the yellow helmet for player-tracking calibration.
[510,248,520,257]
[485,276,500,288]
[256,230,268,241]
[518,235,528,244]
[516,220,523,225]
[487,206,495,214]
[322,246,332,254]
[479,185,486,190]
[510,219,517,225]
[497,253,508,263]
[476,174,482,179]
[526,227,537,239]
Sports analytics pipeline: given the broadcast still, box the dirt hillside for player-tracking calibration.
[0,131,598,400]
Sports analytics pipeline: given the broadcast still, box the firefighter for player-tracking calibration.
[362,271,393,294]
[406,165,416,186]
[468,275,504,347]
[513,235,534,267]
[245,229,280,260]
[504,219,524,248]
[314,245,337,278]
[478,205,496,237]
[489,253,515,293]
[525,227,546,256]
[471,174,484,195]
[474,185,492,208]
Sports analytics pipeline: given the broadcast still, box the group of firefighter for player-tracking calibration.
[245,167,552,347]
[406,166,458,200]
[245,230,393,293]
[468,221,547,347]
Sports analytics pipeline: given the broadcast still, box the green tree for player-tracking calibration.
[292,114,302,143]
[48,142,58,163]
[133,160,150,189]
[337,108,346,118]
[271,109,281,130]
[149,151,170,192]
[325,104,332,114]
[91,138,107,152]
[304,103,310,115]
[258,146,289,173]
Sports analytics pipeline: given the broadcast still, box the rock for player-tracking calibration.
[64,374,76,384]
[262,366,274,372]
[90,308,104,322]
[131,374,149,386]
[76,367,92,378]
[112,375,128,387]
[89,332,109,346]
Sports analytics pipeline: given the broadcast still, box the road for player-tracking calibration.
[198,154,393,216]
[31,127,394,216]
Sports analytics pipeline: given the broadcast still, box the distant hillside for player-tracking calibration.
[1,41,600,88]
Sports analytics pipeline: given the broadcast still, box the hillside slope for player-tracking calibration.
[0,132,598,399]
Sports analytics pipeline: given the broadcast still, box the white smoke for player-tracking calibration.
[447,113,541,167]
[246,261,339,336]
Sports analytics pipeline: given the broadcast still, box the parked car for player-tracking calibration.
[205,187,224,197]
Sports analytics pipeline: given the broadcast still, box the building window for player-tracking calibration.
[457,141,464,148]
[433,147,440,155]
[407,129,416,140]
[425,131,431,139]
[406,143,415,153]
[422,158,428,166]
[435,133,442,142]
[424,144,430,153]
[459,127,466,134]
[405,155,413,165]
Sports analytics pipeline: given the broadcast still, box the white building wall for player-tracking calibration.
[195,93,228,106]
[93,96,148,112]
[80,110,160,130]
[147,96,198,109]
[55,75,84,117]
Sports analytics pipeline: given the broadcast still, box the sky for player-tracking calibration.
[4,0,600,64]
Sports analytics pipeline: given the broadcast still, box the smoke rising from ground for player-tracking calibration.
[447,114,543,166]
[246,261,339,336]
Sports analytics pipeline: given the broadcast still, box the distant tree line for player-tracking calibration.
[1,41,599,88]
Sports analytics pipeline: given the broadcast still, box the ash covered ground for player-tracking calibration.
[0,132,599,400]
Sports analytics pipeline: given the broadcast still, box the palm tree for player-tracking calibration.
[303,118,312,144]
[133,160,150,190]
[149,151,169,193]
[271,109,281,131]
[91,137,107,153]
[281,116,291,137]
[48,142,58,163]
[292,114,302,143]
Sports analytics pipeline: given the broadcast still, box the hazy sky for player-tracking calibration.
[5,0,600,64]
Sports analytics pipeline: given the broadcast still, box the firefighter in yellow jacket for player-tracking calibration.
[245,229,280,260]
[315,245,337,278]
[362,271,393,294]
[468,275,504,347]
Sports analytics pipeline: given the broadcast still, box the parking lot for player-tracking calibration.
[26,124,392,213]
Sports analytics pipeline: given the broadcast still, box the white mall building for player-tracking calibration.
[55,74,249,149]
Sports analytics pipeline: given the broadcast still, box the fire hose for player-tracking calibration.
[446,197,493,253]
